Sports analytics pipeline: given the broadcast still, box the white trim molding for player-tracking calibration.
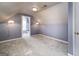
[37,34,68,44]
[68,53,73,56]
[0,37,21,43]
[0,34,68,44]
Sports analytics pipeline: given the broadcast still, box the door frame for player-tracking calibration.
[73,2,76,56]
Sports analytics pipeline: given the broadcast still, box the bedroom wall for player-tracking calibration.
[31,17,40,35]
[0,15,21,41]
[34,2,68,41]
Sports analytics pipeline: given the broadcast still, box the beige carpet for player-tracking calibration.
[0,34,68,56]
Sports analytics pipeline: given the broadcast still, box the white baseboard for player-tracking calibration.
[37,34,68,44]
[68,53,73,56]
[0,34,68,44]
[0,37,21,43]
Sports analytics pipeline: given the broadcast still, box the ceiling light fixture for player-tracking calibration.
[8,20,14,24]
[32,7,38,12]
[36,22,39,25]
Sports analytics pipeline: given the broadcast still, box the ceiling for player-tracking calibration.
[0,2,60,22]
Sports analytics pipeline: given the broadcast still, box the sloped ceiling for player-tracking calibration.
[0,2,60,22]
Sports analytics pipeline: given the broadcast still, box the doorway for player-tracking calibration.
[21,15,31,38]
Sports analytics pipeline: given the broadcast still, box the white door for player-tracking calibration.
[74,3,79,56]
[22,16,31,38]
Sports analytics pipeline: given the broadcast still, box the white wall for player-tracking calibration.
[34,2,68,41]
[34,2,68,24]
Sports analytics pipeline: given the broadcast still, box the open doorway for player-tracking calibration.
[21,15,31,38]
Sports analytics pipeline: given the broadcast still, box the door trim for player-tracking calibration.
[73,2,76,56]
